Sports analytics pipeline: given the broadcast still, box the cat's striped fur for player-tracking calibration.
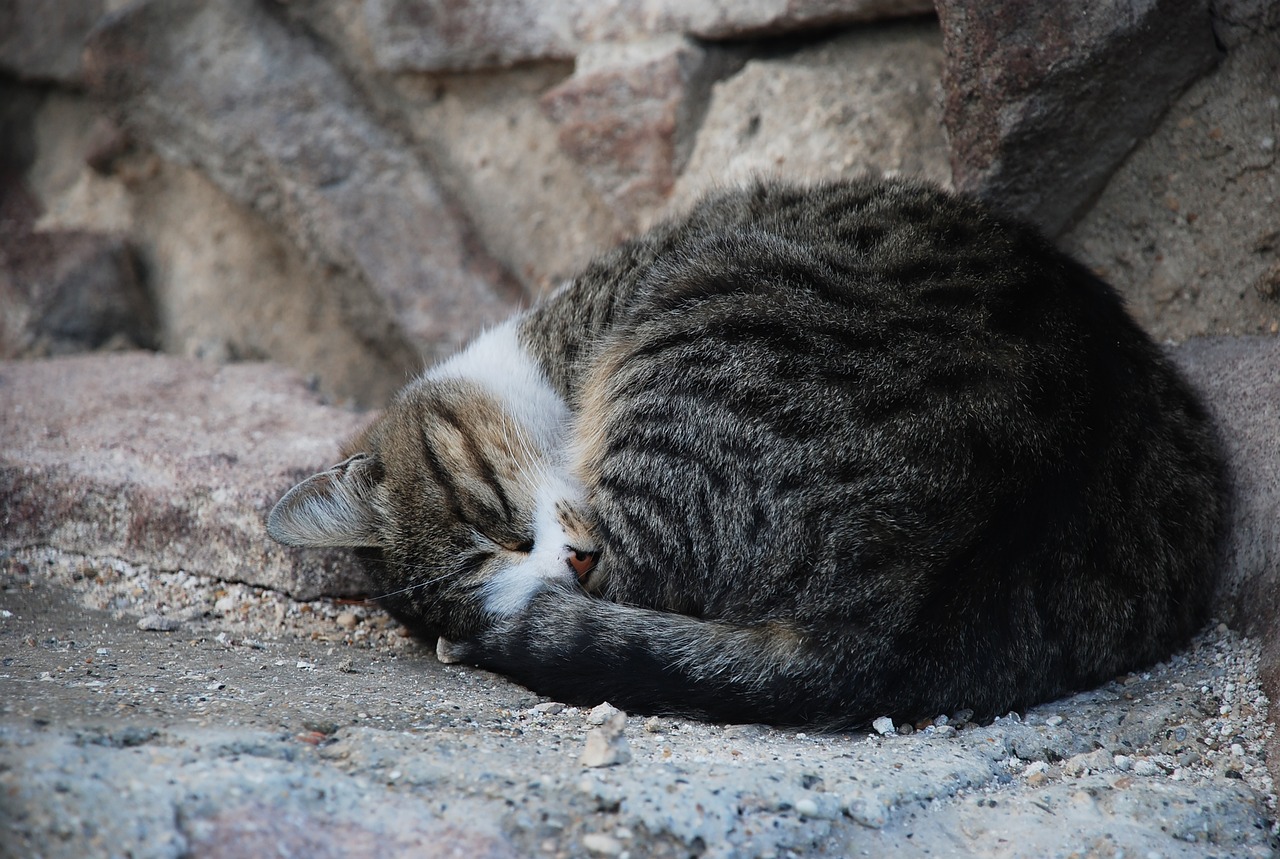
[268,178,1227,728]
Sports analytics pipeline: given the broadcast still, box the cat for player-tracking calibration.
[267,177,1228,729]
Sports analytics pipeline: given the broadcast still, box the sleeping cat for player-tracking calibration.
[267,177,1227,728]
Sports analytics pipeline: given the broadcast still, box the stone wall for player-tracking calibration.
[2,0,1275,408]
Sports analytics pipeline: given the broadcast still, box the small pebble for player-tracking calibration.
[582,833,623,856]
[872,716,896,736]
[581,710,630,767]
[1133,759,1160,777]
[1044,715,1064,727]
[1114,754,1133,772]
[533,702,565,715]
[587,702,623,726]
[137,615,180,632]
[643,716,663,733]
[335,612,358,630]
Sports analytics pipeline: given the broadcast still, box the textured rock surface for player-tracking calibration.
[673,19,950,207]
[573,0,936,42]
[1172,337,1280,703]
[363,0,935,72]
[542,37,743,227]
[0,230,152,359]
[0,353,370,599]
[937,0,1221,235]
[389,65,623,292]
[1062,32,1280,340]
[365,0,578,72]
[0,0,105,84]
[0,182,154,359]
[24,93,420,410]
[84,0,522,363]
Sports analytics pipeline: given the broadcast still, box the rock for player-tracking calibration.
[1212,0,1280,49]
[388,66,622,294]
[1170,336,1280,775]
[937,0,1221,235]
[580,709,630,767]
[0,228,155,359]
[1061,33,1280,342]
[362,0,936,73]
[365,0,577,72]
[83,0,522,365]
[586,702,624,726]
[23,91,419,409]
[0,0,106,84]
[0,352,370,599]
[580,832,624,856]
[542,36,743,227]
[136,614,181,632]
[872,716,896,736]
[672,20,950,210]
[574,0,936,42]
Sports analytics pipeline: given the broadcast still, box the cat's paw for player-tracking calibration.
[435,636,475,664]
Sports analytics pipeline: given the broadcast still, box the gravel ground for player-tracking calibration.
[2,547,1277,858]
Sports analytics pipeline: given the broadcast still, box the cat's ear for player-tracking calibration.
[267,453,386,548]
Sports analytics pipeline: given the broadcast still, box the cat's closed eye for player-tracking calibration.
[509,540,535,554]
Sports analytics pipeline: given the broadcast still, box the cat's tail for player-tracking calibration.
[436,584,889,729]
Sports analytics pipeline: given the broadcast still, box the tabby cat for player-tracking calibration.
[267,178,1227,728]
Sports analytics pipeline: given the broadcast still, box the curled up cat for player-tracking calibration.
[267,177,1228,729]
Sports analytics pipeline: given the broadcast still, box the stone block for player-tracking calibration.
[673,20,949,208]
[0,228,155,359]
[83,0,521,364]
[0,353,371,599]
[1170,336,1280,742]
[1061,34,1280,342]
[937,0,1221,235]
[541,37,742,227]
[363,0,935,73]
[365,0,578,72]
[0,0,106,84]
[575,0,936,42]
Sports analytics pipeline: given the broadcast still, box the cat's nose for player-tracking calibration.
[567,549,599,583]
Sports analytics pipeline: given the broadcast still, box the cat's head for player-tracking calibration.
[266,377,598,640]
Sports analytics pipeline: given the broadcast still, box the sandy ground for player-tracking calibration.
[1,546,1276,859]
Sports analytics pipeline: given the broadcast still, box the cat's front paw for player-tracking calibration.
[436,636,476,664]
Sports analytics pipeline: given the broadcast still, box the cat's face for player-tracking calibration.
[267,377,598,640]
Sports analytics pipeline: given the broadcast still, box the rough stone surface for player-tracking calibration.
[937,0,1221,235]
[542,37,743,228]
[362,0,935,72]
[83,0,522,364]
[23,92,419,409]
[1171,338,1280,743]
[0,0,105,84]
[0,353,370,599]
[573,0,937,43]
[0,173,155,360]
[0,227,154,359]
[673,19,950,208]
[1062,33,1280,340]
[365,0,578,72]
[389,65,623,291]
